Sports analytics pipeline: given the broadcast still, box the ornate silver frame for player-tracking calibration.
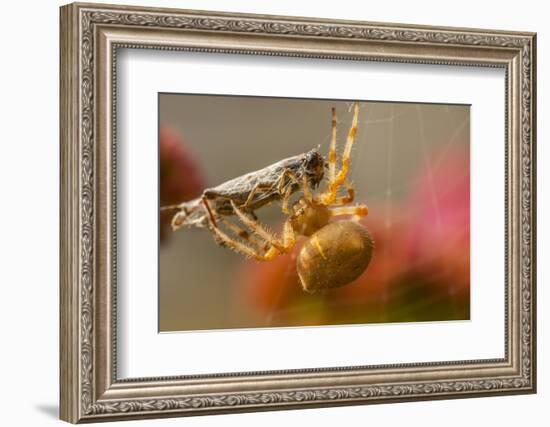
[60,2,537,423]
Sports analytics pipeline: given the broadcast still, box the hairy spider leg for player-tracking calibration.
[319,102,360,206]
[206,205,297,262]
[198,173,309,262]
[231,199,298,260]
[208,220,266,260]
[329,204,369,221]
[260,220,297,261]
[230,200,287,252]
[195,185,299,261]
[218,216,268,252]
[197,195,270,260]
[331,180,355,206]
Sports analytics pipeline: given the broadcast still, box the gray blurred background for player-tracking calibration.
[159,94,469,332]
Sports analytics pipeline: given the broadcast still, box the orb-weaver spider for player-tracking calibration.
[202,102,374,292]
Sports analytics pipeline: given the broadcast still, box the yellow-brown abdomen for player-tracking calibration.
[297,221,374,293]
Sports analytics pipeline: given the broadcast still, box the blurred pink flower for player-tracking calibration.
[237,249,302,314]
[403,147,470,297]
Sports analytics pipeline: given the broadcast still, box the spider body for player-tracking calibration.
[297,220,374,293]
[289,199,331,236]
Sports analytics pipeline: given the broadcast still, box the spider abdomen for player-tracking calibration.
[297,220,374,293]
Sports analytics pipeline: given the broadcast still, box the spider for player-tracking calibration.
[204,102,374,293]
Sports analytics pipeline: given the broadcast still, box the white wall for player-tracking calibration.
[0,0,545,426]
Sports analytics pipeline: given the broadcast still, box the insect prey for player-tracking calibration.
[163,148,326,230]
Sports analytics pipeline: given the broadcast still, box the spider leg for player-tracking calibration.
[202,182,299,262]
[320,102,360,205]
[201,200,274,260]
[329,203,368,221]
[299,173,314,203]
[261,220,297,261]
[218,215,267,252]
[330,180,355,206]
[281,185,293,214]
[208,209,296,262]
[208,220,268,260]
[281,218,296,248]
[230,200,286,252]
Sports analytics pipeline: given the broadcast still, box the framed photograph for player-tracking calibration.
[60,2,537,423]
